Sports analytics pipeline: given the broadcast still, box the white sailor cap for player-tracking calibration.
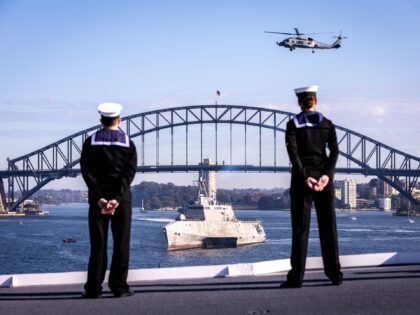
[97,102,123,117]
[294,85,319,95]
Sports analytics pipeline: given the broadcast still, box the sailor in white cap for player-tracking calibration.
[97,102,123,118]
[293,85,319,95]
[80,102,137,298]
[282,86,342,288]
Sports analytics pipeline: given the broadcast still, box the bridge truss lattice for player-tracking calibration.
[2,105,419,210]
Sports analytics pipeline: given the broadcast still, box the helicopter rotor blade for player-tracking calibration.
[293,28,332,36]
[264,31,294,35]
[264,30,335,37]
[304,32,334,35]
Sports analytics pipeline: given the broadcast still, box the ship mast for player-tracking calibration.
[198,158,217,205]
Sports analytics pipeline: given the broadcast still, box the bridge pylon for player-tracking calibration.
[0,179,6,213]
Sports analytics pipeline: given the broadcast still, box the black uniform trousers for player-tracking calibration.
[287,177,342,285]
[84,199,132,295]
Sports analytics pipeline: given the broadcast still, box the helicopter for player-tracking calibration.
[265,28,346,53]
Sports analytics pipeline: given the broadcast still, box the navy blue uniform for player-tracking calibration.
[285,111,342,285]
[81,128,137,296]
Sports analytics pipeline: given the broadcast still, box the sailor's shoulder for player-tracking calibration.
[320,116,334,126]
[83,134,94,145]
[286,118,297,129]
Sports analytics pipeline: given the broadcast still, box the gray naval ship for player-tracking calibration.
[164,159,266,251]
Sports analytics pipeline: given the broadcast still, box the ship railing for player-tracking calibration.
[236,217,260,222]
[183,216,205,221]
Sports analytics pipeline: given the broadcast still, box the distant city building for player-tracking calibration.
[370,186,378,198]
[378,178,398,196]
[412,188,420,201]
[377,197,392,211]
[335,179,357,209]
[356,183,370,199]
[0,196,5,212]
[356,198,376,209]
[334,188,342,201]
[367,179,379,198]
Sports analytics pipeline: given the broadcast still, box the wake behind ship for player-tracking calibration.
[163,159,266,251]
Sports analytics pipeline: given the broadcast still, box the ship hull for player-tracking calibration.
[164,220,266,251]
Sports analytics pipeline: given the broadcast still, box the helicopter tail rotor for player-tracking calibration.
[334,31,347,40]
[331,31,347,48]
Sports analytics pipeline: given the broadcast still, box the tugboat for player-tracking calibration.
[163,159,266,251]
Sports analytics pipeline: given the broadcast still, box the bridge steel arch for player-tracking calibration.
[2,105,420,211]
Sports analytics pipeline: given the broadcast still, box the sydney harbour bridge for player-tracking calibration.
[0,104,419,211]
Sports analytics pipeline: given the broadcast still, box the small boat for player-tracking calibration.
[63,237,76,243]
[139,199,147,213]
[407,211,415,224]
[350,216,358,221]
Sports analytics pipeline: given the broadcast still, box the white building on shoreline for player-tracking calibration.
[378,197,392,211]
[335,179,357,209]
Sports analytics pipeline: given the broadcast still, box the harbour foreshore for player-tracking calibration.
[0,212,25,217]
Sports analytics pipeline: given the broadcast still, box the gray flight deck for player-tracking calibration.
[1,264,419,315]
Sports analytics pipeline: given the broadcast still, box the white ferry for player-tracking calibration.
[20,200,49,216]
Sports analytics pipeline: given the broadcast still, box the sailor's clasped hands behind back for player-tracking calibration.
[305,175,329,192]
[97,198,120,215]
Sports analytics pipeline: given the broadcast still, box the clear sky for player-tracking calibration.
[0,0,419,190]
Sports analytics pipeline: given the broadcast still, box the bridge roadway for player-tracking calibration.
[1,264,419,315]
[2,164,419,177]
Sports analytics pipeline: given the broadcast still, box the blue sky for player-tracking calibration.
[0,0,419,189]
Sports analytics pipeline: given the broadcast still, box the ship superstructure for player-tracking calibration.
[164,159,266,251]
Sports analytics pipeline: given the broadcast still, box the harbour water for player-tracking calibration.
[0,203,419,275]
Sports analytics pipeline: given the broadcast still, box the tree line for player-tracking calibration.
[31,182,292,210]
[131,181,290,210]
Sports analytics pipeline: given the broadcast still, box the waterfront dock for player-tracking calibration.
[1,253,420,315]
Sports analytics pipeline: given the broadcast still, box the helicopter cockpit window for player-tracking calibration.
[308,38,314,41]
